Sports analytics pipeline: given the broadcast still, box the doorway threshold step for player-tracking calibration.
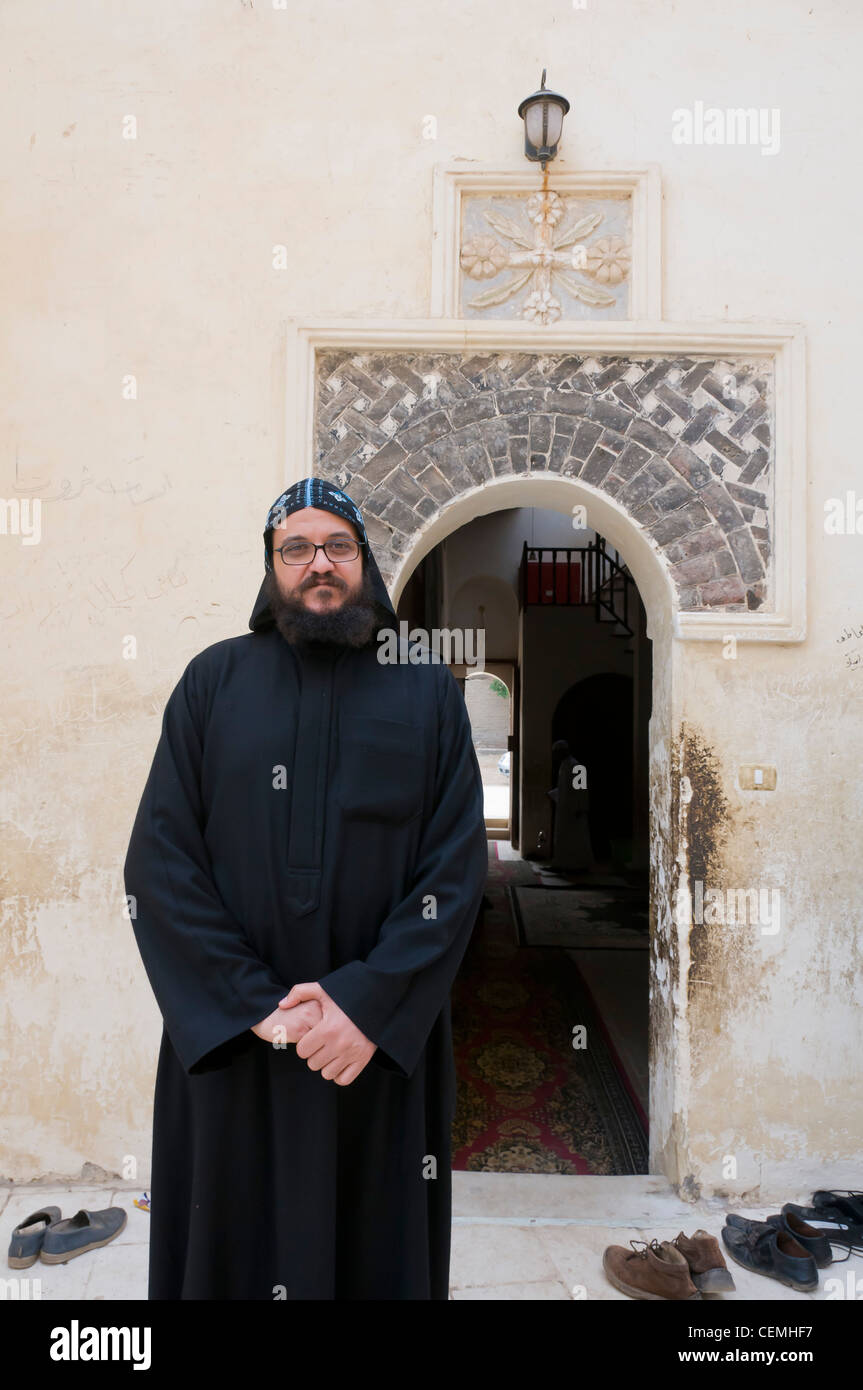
[452,1172,697,1226]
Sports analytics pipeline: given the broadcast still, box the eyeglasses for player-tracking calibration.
[274,538,364,565]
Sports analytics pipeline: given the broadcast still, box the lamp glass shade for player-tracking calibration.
[524,98,565,151]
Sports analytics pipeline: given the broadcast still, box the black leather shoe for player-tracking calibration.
[725,1210,832,1268]
[721,1221,818,1292]
[809,1189,863,1219]
[7,1206,61,1268]
[39,1207,127,1264]
[784,1194,863,1256]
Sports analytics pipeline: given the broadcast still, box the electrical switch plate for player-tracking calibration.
[739,765,776,791]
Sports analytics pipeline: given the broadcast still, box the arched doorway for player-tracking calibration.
[389,474,679,1179]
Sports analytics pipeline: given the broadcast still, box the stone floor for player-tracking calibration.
[2,1174,860,1301]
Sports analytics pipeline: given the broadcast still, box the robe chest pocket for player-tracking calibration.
[336,715,426,824]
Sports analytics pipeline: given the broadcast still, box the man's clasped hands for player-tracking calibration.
[250,982,377,1086]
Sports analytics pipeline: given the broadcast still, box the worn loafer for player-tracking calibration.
[721,1221,818,1292]
[726,1210,832,1268]
[40,1207,127,1264]
[7,1206,61,1268]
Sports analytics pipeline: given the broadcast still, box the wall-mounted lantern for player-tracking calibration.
[517,68,570,169]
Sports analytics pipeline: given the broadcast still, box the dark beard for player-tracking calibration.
[263,566,384,649]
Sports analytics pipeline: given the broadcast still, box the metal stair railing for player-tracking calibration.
[521,540,634,637]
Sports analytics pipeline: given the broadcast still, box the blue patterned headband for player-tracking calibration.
[263,476,367,571]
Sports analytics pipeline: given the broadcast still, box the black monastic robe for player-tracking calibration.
[124,551,489,1300]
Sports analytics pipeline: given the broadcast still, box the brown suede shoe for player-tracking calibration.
[673,1228,736,1292]
[603,1238,703,1300]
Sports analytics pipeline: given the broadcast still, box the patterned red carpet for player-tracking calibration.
[451,843,648,1174]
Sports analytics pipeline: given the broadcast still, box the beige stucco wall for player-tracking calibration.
[2,0,861,1192]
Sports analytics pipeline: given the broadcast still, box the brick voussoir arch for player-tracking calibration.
[315,350,773,612]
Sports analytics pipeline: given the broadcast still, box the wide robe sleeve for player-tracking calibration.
[124,657,288,1075]
[317,663,488,1080]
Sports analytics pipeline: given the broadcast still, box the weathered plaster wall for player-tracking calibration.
[1,0,861,1190]
[645,597,684,1183]
[675,646,863,1200]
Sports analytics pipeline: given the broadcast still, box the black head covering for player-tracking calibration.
[249,476,397,632]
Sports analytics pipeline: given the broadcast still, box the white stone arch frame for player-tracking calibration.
[388,472,676,634]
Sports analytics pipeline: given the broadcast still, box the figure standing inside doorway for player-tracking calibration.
[548,738,594,873]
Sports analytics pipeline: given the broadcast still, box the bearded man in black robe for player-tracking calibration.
[124,476,489,1300]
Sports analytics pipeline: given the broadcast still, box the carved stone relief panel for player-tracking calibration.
[431,165,660,320]
[460,190,632,322]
